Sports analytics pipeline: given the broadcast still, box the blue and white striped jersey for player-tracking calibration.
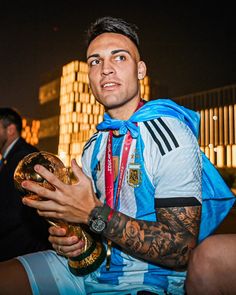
[82,116,202,293]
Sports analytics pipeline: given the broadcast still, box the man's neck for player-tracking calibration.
[107,97,141,120]
[1,136,19,158]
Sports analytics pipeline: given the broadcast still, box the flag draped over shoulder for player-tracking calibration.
[97,98,236,242]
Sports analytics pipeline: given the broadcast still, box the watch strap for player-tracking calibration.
[89,204,111,228]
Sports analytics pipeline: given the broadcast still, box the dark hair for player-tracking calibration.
[86,16,140,50]
[0,107,22,134]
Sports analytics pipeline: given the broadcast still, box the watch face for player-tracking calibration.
[91,218,106,233]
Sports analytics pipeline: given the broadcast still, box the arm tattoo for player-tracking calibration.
[103,205,201,270]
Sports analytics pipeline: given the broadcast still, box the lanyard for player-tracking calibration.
[104,101,143,270]
[105,130,133,213]
[105,100,144,212]
[104,129,133,270]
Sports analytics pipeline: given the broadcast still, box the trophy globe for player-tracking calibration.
[14,151,106,276]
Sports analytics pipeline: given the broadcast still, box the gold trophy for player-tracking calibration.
[14,151,106,276]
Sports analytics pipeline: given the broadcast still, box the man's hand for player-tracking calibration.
[21,159,102,225]
[48,225,85,258]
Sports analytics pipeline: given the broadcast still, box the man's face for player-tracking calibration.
[86,33,145,111]
[0,120,8,153]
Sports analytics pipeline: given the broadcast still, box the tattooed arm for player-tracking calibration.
[103,205,201,270]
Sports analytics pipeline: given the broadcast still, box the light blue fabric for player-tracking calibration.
[199,153,235,240]
[97,98,236,241]
[97,98,199,139]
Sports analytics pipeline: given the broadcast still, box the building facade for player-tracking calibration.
[37,78,61,154]
[174,84,236,191]
[174,84,236,169]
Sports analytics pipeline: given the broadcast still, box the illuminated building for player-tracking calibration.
[174,84,236,169]
[173,84,236,194]
[21,118,40,146]
[37,78,61,154]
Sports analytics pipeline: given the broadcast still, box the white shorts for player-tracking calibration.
[17,250,184,295]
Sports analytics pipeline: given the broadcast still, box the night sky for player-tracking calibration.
[0,0,235,119]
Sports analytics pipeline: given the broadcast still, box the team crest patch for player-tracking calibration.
[127,163,142,187]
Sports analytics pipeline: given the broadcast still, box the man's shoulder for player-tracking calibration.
[15,137,38,152]
[140,116,181,141]
[82,131,100,157]
[139,116,198,157]
[9,137,38,162]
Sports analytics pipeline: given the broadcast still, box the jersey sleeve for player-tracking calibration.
[81,132,99,178]
[81,132,100,193]
[143,117,202,208]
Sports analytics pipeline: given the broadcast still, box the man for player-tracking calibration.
[185,233,236,294]
[0,108,51,261]
[0,17,234,295]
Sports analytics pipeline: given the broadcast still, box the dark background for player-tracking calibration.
[0,0,235,118]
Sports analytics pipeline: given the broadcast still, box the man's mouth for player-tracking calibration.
[103,82,116,88]
[101,81,120,89]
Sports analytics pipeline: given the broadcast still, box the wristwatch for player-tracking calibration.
[89,204,111,234]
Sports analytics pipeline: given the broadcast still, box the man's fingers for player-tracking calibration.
[21,181,56,201]
[37,209,65,220]
[22,198,63,219]
[49,235,79,246]
[22,164,64,191]
[71,159,84,182]
[52,240,85,257]
[49,225,67,236]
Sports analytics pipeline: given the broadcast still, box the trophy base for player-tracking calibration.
[68,239,106,276]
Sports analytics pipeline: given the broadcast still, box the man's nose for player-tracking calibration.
[101,60,115,76]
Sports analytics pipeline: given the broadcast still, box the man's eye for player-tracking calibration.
[90,59,100,66]
[114,55,126,61]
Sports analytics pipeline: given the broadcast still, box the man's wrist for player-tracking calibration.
[88,204,113,234]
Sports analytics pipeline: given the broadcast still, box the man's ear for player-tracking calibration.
[137,61,147,80]
[7,124,17,136]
